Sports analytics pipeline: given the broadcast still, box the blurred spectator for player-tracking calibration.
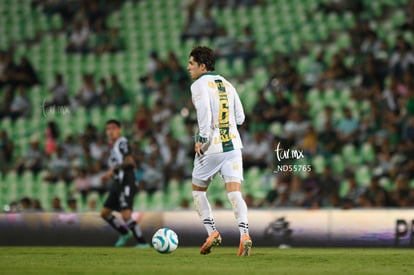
[9,86,31,119]
[48,73,70,107]
[94,21,109,55]
[14,136,44,176]
[67,197,78,212]
[43,146,72,184]
[402,116,414,141]
[343,172,365,207]
[62,134,84,163]
[97,77,108,102]
[133,105,152,138]
[74,168,91,201]
[272,189,293,208]
[359,175,390,207]
[105,28,124,53]
[360,31,382,55]
[12,57,39,87]
[300,126,318,156]
[303,50,325,89]
[75,74,97,108]
[319,165,340,206]
[283,110,310,143]
[152,99,172,126]
[140,156,164,196]
[45,121,60,156]
[90,162,107,196]
[107,74,129,105]
[271,90,292,124]
[243,131,271,169]
[66,20,91,54]
[20,197,32,212]
[302,169,320,199]
[0,130,14,174]
[163,137,187,185]
[318,119,340,156]
[89,135,108,162]
[288,175,305,207]
[214,26,236,66]
[251,91,272,125]
[181,4,217,41]
[32,199,43,212]
[320,53,351,83]
[0,51,10,87]
[268,57,298,92]
[392,174,412,207]
[51,197,64,212]
[360,54,383,90]
[0,87,14,119]
[336,107,359,144]
[236,25,256,77]
[389,36,414,80]
[166,52,190,109]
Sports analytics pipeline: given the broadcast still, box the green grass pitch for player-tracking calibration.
[1,247,414,275]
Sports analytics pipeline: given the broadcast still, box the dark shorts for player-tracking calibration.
[103,171,137,212]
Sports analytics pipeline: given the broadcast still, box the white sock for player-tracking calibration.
[192,191,217,235]
[227,191,249,237]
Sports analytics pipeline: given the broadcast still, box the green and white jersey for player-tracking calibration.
[191,72,245,154]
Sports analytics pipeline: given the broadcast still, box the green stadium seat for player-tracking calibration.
[355,165,371,186]
[312,155,326,174]
[134,191,146,211]
[342,143,361,166]
[360,142,375,164]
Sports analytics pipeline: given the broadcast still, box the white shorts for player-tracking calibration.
[192,149,244,188]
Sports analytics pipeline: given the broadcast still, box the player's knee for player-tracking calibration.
[100,208,111,219]
[225,182,241,193]
[120,209,132,221]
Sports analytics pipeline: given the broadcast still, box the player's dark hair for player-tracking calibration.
[106,119,121,128]
[190,46,215,71]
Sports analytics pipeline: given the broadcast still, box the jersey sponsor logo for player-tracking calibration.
[214,79,234,152]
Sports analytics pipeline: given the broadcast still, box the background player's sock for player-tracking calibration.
[103,214,129,235]
[227,191,249,237]
[126,218,146,243]
[192,191,217,235]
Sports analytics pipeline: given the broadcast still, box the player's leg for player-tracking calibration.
[192,154,222,255]
[222,149,252,256]
[192,182,222,255]
[101,207,128,234]
[120,208,148,247]
[225,181,252,256]
[119,178,149,248]
[101,187,131,247]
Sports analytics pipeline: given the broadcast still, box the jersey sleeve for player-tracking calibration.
[233,89,245,126]
[191,81,212,143]
[118,138,131,158]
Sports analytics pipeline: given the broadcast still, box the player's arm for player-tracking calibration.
[191,83,212,156]
[234,89,245,126]
[102,140,136,180]
[114,139,136,170]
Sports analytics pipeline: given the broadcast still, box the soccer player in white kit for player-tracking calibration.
[187,46,252,256]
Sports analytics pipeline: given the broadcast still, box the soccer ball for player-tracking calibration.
[152,228,179,253]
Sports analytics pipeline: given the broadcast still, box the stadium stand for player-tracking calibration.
[1,0,414,212]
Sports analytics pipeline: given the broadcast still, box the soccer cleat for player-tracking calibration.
[237,234,252,256]
[135,243,150,249]
[115,232,133,247]
[200,231,222,255]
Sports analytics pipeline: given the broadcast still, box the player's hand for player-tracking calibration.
[101,169,114,181]
[194,141,204,157]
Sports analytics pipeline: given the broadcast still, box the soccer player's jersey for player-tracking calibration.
[108,136,133,183]
[191,72,245,155]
